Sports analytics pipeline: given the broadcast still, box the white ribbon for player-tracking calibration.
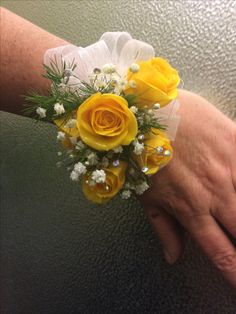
[155,99,180,141]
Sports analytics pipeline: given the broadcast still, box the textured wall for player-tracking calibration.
[2,0,236,119]
[1,1,236,313]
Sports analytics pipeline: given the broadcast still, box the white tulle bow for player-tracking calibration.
[44,31,154,80]
[44,32,180,140]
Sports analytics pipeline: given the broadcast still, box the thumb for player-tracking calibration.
[146,206,185,264]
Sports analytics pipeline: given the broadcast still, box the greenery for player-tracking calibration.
[23,55,166,135]
[23,56,118,122]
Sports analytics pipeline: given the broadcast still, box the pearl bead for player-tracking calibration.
[164,150,171,156]
[154,103,161,109]
[113,160,120,167]
[156,146,164,153]
[142,166,149,173]
[93,67,101,74]
[138,134,145,141]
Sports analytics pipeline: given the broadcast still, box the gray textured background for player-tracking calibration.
[1,1,236,313]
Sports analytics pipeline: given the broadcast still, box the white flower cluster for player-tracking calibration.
[88,63,130,95]
[36,107,47,118]
[70,162,87,181]
[133,140,144,155]
[54,103,65,115]
[113,146,123,153]
[65,119,77,128]
[121,190,132,199]
[102,63,116,74]
[91,169,106,183]
[74,162,87,174]
[120,179,150,199]
[130,106,138,114]
[56,132,77,146]
[116,79,127,92]
[87,152,99,165]
[75,141,85,151]
[57,131,65,141]
[135,181,149,195]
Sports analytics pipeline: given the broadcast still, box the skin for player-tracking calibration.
[1,7,236,290]
[0,7,68,113]
[140,91,236,290]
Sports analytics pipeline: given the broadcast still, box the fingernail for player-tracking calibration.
[164,249,177,265]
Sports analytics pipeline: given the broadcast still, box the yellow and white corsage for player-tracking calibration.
[24,32,181,204]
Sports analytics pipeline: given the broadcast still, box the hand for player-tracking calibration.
[140,90,236,289]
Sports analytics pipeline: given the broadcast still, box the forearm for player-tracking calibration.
[0,7,70,114]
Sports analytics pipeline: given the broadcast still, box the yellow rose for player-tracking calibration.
[134,129,173,175]
[126,57,180,108]
[77,93,138,151]
[82,161,127,204]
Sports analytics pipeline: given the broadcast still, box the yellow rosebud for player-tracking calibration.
[134,129,173,175]
[82,161,127,204]
[126,57,180,108]
[77,93,138,151]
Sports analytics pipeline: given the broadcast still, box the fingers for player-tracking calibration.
[146,206,185,264]
[184,213,236,290]
[213,200,236,239]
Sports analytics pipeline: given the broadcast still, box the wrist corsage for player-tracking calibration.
[24,32,181,204]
